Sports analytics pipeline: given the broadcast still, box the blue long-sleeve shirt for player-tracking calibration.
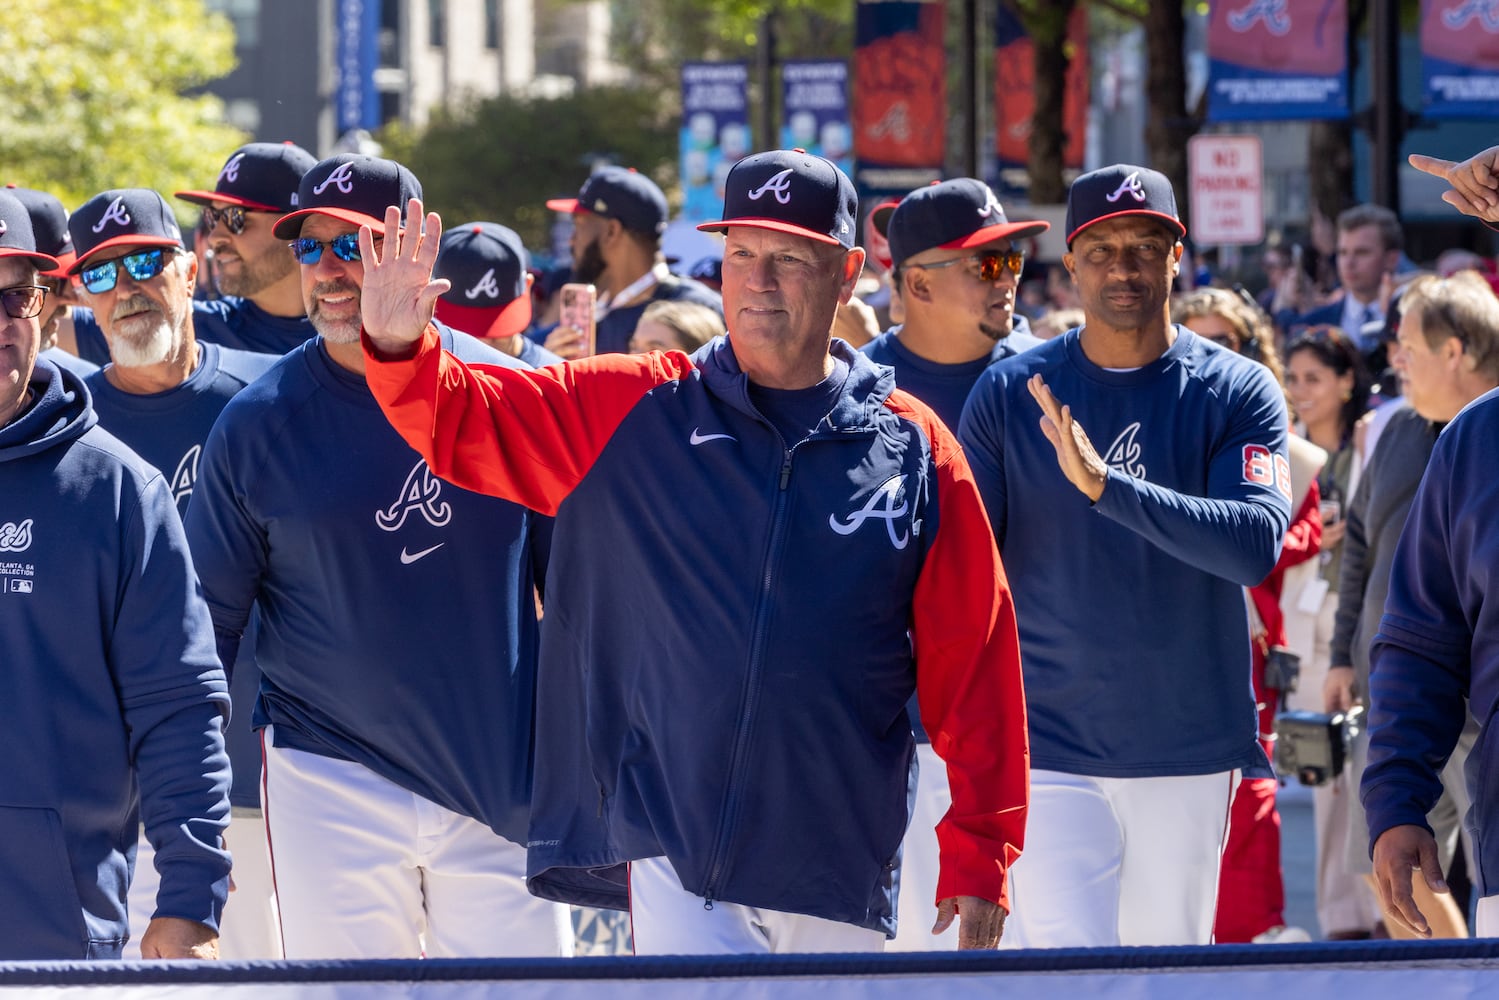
[959,326,1290,777]
[1363,386,1499,894]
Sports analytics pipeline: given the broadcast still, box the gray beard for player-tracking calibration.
[109,312,177,367]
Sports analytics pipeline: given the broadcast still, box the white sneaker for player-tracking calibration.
[1252,925,1313,944]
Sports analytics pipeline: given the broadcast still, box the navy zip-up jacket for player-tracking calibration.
[365,331,1029,936]
[1364,386,1499,894]
[0,359,231,958]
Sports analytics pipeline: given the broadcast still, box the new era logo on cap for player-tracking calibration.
[885,178,1050,268]
[1065,164,1185,246]
[67,189,184,273]
[0,191,62,270]
[545,166,669,237]
[433,221,533,342]
[177,141,318,214]
[272,154,424,240]
[697,148,858,248]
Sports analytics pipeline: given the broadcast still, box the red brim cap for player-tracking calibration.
[273,207,385,240]
[870,200,900,238]
[545,198,583,214]
[695,218,844,246]
[175,189,282,212]
[943,219,1052,249]
[1067,210,1186,246]
[40,249,76,278]
[434,294,533,342]
[0,247,62,270]
[66,237,181,275]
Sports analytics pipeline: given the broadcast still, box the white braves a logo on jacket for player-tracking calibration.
[746,168,795,205]
[375,461,452,531]
[312,163,357,196]
[0,518,33,553]
[829,475,911,550]
[464,268,501,301]
[171,445,201,508]
[1102,422,1147,478]
[91,197,132,233]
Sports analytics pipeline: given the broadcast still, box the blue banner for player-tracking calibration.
[1207,0,1349,122]
[335,0,380,133]
[680,62,750,223]
[780,61,853,178]
[1421,0,1499,118]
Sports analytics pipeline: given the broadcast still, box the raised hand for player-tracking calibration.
[1409,148,1499,223]
[1028,374,1108,502]
[359,197,451,356]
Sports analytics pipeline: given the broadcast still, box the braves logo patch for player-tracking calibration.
[91,197,132,233]
[464,268,502,301]
[312,163,357,196]
[218,153,246,185]
[1102,422,1147,478]
[0,518,33,553]
[1104,172,1147,204]
[747,168,795,205]
[376,462,452,531]
[829,475,912,550]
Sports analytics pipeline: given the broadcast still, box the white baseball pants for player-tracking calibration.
[888,743,957,951]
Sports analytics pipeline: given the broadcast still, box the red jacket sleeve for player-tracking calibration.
[895,394,1029,914]
[1273,481,1323,574]
[363,326,693,515]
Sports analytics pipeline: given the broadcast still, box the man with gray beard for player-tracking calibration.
[66,188,279,959]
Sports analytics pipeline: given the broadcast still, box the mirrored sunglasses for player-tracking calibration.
[914,249,1025,282]
[202,204,256,235]
[0,284,46,320]
[290,233,362,266]
[80,249,169,294]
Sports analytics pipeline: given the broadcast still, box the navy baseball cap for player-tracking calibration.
[0,190,62,271]
[546,166,668,237]
[273,154,424,239]
[887,178,1050,268]
[176,141,319,213]
[67,189,184,274]
[698,148,857,248]
[1065,164,1186,246]
[433,222,533,341]
[6,185,75,275]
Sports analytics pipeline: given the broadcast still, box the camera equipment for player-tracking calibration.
[1274,706,1363,787]
[1263,645,1301,695]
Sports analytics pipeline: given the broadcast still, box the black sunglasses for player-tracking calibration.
[201,205,260,235]
[0,284,46,320]
[80,249,171,294]
[911,250,1025,282]
[289,233,364,266]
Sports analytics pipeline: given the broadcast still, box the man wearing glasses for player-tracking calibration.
[183,154,569,959]
[0,189,232,959]
[63,187,279,959]
[858,177,1047,952]
[5,187,95,379]
[960,164,1291,948]
[61,143,316,365]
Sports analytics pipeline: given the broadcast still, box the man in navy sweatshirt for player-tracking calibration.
[960,165,1291,948]
[0,190,231,958]
[66,188,280,959]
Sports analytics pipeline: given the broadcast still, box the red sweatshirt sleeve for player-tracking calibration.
[363,327,693,515]
[894,393,1029,913]
[1273,482,1323,574]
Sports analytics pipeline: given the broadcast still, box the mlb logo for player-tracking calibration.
[10,579,32,594]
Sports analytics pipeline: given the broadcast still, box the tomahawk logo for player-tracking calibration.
[1227,0,1292,34]
[747,168,795,205]
[0,518,33,553]
[170,446,201,509]
[1443,0,1499,30]
[91,197,132,233]
[312,163,357,196]
[977,189,1006,219]
[464,268,501,301]
[1104,172,1147,204]
[868,103,912,143]
[218,153,246,185]
[0,220,7,237]
[1102,422,1147,478]
[829,475,911,550]
[375,462,452,531]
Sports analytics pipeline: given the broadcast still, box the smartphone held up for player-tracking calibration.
[559,283,597,358]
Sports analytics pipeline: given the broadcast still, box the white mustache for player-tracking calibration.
[111,295,160,321]
[313,280,359,299]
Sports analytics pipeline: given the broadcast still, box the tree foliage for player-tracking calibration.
[380,86,678,252]
[0,0,246,218]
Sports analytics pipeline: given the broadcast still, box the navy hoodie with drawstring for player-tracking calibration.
[0,359,231,958]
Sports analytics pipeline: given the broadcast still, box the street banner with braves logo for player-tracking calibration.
[992,5,1090,199]
[1421,0,1499,118]
[781,61,854,180]
[852,0,946,204]
[335,0,380,132]
[680,62,751,223]
[1206,0,1349,122]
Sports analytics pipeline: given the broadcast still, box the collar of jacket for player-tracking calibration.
[692,335,897,434]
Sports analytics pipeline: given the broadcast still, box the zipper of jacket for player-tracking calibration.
[701,445,796,908]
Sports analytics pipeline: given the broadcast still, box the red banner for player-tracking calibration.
[994,6,1089,172]
[852,1,947,169]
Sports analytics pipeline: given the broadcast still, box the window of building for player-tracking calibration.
[429,0,446,47]
[485,0,500,50]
